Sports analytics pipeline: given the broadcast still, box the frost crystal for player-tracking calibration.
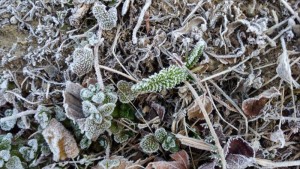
[0,109,17,131]
[42,119,79,161]
[98,159,120,169]
[5,156,24,169]
[132,65,188,93]
[140,134,160,154]
[117,80,138,103]
[92,3,118,30]
[70,46,94,76]
[35,106,51,129]
[186,38,206,69]
[155,128,167,143]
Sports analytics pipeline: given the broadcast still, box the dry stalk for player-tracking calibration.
[98,65,138,82]
[182,0,204,25]
[132,0,152,44]
[185,81,227,169]
[0,110,36,123]
[175,134,213,152]
[94,27,105,90]
[209,80,249,136]
[255,158,300,168]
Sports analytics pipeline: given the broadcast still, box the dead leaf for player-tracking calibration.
[187,95,213,120]
[42,118,79,161]
[242,87,280,117]
[146,150,190,169]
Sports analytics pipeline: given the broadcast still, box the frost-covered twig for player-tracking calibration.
[94,28,105,90]
[280,0,300,22]
[98,65,138,82]
[132,0,152,44]
[255,158,300,167]
[182,0,204,25]
[0,110,36,123]
[185,81,227,169]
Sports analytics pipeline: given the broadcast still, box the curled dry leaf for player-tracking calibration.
[151,102,165,121]
[146,150,190,169]
[187,95,213,120]
[93,156,140,169]
[42,118,79,161]
[63,81,84,122]
[242,87,280,117]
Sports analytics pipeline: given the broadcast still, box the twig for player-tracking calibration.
[182,0,204,25]
[255,158,300,167]
[94,27,105,90]
[175,134,213,152]
[98,65,138,82]
[185,81,227,169]
[0,110,36,123]
[5,91,41,105]
[280,0,300,22]
[132,0,152,44]
[209,80,249,136]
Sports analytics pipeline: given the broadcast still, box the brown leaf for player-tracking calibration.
[242,87,280,117]
[146,150,190,169]
[42,119,79,161]
[187,95,213,120]
[63,81,84,122]
[151,102,165,121]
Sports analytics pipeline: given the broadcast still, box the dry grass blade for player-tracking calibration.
[175,134,213,152]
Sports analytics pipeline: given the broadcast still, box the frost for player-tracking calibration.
[140,134,159,154]
[70,46,94,76]
[92,2,118,30]
[91,92,105,104]
[5,156,24,169]
[98,159,120,169]
[117,80,138,103]
[54,106,67,121]
[154,127,167,143]
[35,106,51,129]
[0,109,17,131]
[42,119,79,161]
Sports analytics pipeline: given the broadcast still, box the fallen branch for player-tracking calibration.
[0,110,36,123]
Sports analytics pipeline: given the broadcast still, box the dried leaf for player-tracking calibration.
[42,119,79,161]
[224,137,254,158]
[270,129,285,148]
[187,95,213,120]
[146,150,190,169]
[151,102,165,121]
[63,81,84,122]
[242,87,280,117]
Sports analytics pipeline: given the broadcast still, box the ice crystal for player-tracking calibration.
[92,2,118,30]
[155,128,167,143]
[70,46,94,76]
[186,38,206,69]
[140,134,160,154]
[117,80,138,103]
[132,65,188,93]
[5,156,24,169]
[0,109,17,131]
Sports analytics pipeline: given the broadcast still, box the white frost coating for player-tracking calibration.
[42,119,79,161]
[132,0,152,44]
[121,0,131,16]
[276,37,300,88]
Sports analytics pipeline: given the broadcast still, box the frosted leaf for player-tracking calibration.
[54,106,66,121]
[84,118,104,140]
[82,100,99,117]
[162,135,177,151]
[17,118,28,129]
[99,118,112,130]
[70,47,94,76]
[114,132,129,143]
[104,92,118,104]
[5,156,24,169]
[155,128,167,143]
[270,129,285,148]
[28,139,38,152]
[19,146,35,161]
[186,38,206,69]
[41,144,51,156]
[91,91,105,104]
[0,160,3,168]
[42,119,79,161]
[0,150,10,161]
[132,65,188,93]
[92,3,118,30]
[98,159,120,169]
[80,136,92,149]
[80,88,94,100]
[0,109,17,131]
[89,112,103,124]
[88,84,99,93]
[117,80,138,103]
[86,32,99,46]
[140,134,159,154]
[98,103,116,116]
[34,111,50,129]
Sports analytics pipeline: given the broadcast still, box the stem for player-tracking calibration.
[94,27,105,90]
[0,110,36,123]
[98,65,138,82]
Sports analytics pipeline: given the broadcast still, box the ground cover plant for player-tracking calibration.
[0,0,300,168]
